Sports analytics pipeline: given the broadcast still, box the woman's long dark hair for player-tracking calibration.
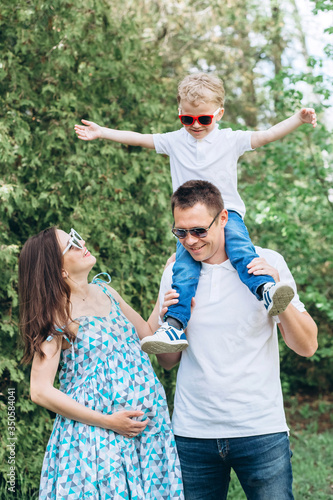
[19,227,75,364]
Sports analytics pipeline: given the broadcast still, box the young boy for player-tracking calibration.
[75,72,317,355]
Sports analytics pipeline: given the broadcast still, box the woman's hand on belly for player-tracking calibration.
[102,409,149,438]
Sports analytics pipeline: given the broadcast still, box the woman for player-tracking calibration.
[19,227,183,499]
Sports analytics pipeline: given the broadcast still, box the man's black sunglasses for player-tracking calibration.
[172,212,221,239]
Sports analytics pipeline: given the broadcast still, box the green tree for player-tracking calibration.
[0,0,176,492]
[0,0,332,494]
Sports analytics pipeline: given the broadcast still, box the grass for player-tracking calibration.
[227,394,333,499]
[1,394,332,499]
[227,430,333,499]
[0,472,39,499]
[286,394,333,499]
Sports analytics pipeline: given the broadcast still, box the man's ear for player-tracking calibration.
[220,209,228,228]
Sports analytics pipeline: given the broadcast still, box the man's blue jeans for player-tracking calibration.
[166,210,275,328]
[175,432,294,500]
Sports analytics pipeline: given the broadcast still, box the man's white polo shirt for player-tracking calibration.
[153,126,253,218]
[159,247,305,438]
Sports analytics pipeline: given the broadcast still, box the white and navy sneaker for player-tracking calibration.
[263,282,295,316]
[140,322,188,354]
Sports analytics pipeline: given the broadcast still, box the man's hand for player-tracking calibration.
[247,257,280,283]
[298,108,317,128]
[74,119,102,140]
[160,289,195,321]
[160,289,179,320]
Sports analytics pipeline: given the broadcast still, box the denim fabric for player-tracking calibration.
[166,210,275,328]
[225,211,275,298]
[166,240,201,329]
[175,432,294,500]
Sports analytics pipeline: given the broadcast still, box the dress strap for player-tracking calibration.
[46,328,74,358]
[91,273,119,306]
[91,272,112,284]
[46,333,72,344]
[46,326,72,344]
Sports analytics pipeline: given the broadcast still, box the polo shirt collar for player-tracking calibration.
[201,259,235,274]
[185,124,220,145]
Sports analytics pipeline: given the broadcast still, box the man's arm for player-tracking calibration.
[156,352,182,371]
[248,256,318,357]
[278,307,317,357]
[251,108,317,149]
[74,119,155,149]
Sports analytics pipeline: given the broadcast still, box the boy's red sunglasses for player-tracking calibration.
[179,107,221,126]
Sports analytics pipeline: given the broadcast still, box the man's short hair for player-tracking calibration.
[171,180,224,216]
[177,72,225,108]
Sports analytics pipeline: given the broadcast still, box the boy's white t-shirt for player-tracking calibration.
[153,126,253,218]
[159,247,306,438]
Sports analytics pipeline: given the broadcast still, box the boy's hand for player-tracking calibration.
[247,257,280,283]
[298,108,317,128]
[74,119,101,140]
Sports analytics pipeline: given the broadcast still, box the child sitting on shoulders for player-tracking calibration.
[75,72,317,355]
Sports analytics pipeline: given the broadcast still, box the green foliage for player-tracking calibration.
[239,83,333,393]
[0,0,332,494]
[313,0,333,14]
[0,0,175,491]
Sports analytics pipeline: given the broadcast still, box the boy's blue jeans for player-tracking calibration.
[166,210,275,328]
[175,432,294,500]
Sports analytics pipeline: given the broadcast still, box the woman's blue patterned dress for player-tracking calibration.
[39,279,183,499]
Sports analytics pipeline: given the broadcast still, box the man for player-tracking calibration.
[157,180,318,500]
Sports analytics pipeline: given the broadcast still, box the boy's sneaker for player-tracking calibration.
[140,322,188,354]
[263,282,295,316]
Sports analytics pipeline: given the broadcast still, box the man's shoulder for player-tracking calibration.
[161,261,175,282]
[159,261,175,296]
[255,246,286,267]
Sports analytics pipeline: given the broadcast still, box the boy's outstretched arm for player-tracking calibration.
[251,108,317,149]
[74,119,155,149]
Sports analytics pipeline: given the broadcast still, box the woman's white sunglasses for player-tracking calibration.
[62,228,84,255]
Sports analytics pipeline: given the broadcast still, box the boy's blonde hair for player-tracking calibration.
[177,72,225,108]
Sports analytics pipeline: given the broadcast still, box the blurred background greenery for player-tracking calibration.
[0,0,332,497]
